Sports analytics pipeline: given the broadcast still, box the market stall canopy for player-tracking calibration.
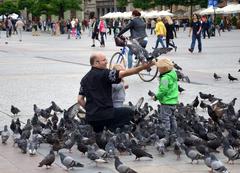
[199,6,223,15]
[222,4,240,14]
[9,13,19,19]
[101,10,174,19]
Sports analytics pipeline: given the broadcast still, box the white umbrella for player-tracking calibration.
[101,12,113,19]
[222,4,240,14]
[143,10,159,18]
[158,10,174,16]
[199,6,223,15]
[121,11,132,19]
[9,13,19,19]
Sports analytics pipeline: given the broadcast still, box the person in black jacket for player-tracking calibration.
[117,10,148,68]
[78,52,154,133]
[164,16,177,52]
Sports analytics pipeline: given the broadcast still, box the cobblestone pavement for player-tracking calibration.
[0,29,240,173]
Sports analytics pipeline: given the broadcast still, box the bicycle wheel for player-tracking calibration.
[109,52,126,69]
[137,59,158,82]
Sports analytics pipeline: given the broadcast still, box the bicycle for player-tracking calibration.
[109,36,172,82]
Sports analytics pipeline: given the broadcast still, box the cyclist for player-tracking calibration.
[117,9,148,69]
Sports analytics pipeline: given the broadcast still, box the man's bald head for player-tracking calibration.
[90,52,108,69]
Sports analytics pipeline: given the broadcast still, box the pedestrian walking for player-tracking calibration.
[188,14,202,53]
[15,18,24,41]
[164,16,177,51]
[154,17,166,49]
[98,17,107,47]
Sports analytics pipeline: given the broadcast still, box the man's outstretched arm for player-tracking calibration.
[78,95,86,109]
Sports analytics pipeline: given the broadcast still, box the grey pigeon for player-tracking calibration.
[51,101,63,113]
[28,140,38,156]
[33,104,41,115]
[228,73,238,82]
[11,105,20,115]
[173,140,182,160]
[1,125,10,144]
[105,138,116,157]
[87,146,107,164]
[181,144,204,164]
[59,152,84,169]
[17,138,28,153]
[155,138,167,156]
[223,139,240,164]
[130,146,153,160]
[114,156,138,173]
[38,149,55,168]
[214,73,221,80]
[210,154,229,173]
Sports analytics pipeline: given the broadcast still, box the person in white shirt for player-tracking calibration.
[15,18,24,41]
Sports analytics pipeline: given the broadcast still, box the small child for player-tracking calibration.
[112,64,128,108]
[153,58,179,144]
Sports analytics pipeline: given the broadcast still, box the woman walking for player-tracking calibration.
[188,14,202,53]
[154,17,166,49]
[164,16,177,51]
[98,17,107,47]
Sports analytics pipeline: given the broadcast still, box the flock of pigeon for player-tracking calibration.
[0,59,239,173]
[0,92,240,173]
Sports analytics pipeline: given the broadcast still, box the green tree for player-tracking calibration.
[48,0,82,19]
[116,0,128,8]
[0,0,19,16]
[132,0,154,10]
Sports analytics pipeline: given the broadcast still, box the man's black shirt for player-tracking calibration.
[191,21,202,35]
[79,67,121,122]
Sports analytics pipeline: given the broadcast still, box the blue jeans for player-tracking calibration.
[155,35,165,49]
[128,39,148,68]
[190,34,202,51]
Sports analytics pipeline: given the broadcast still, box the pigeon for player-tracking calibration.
[173,61,182,71]
[17,138,28,153]
[181,144,204,164]
[228,73,238,82]
[155,138,167,156]
[210,153,229,173]
[130,146,153,160]
[38,149,55,168]
[200,101,208,110]
[214,73,221,80]
[33,104,41,115]
[178,85,185,94]
[191,96,199,109]
[114,156,138,173]
[28,140,38,156]
[59,152,84,169]
[199,92,213,100]
[1,125,10,144]
[148,90,155,97]
[87,146,107,164]
[173,140,182,160]
[51,101,63,113]
[11,105,20,116]
[223,139,240,164]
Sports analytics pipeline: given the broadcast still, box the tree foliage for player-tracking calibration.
[48,0,82,19]
[132,0,154,10]
[17,0,82,19]
[0,0,19,15]
[116,0,128,8]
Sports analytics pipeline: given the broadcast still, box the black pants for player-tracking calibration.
[88,107,134,133]
[166,38,176,48]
